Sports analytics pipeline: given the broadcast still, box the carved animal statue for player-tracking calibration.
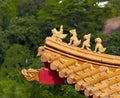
[103,16,120,34]
[68,29,81,47]
[51,25,67,42]
[94,37,106,53]
[81,34,91,51]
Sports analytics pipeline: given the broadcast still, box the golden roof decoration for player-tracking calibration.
[21,68,39,81]
[81,33,91,51]
[94,37,106,53]
[51,25,67,42]
[21,25,120,98]
[50,25,106,53]
[68,29,81,47]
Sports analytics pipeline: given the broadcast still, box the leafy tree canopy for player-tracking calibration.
[37,0,116,35]
[0,0,120,98]
[108,0,120,16]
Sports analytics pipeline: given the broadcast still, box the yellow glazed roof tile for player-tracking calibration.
[22,36,120,98]
[43,37,120,97]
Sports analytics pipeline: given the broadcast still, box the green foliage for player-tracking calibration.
[29,84,86,98]
[1,44,30,81]
[0,78,31,98]
[0,31,9,65]
[0,44,33,98]
[0,0,18,30]
[103,31,120,55]
[3,44,30,68]
[5,16,45,53]
[17,0,45,17]
[0,0,120,98]
[108,0,120,16]
[37,0,116,35]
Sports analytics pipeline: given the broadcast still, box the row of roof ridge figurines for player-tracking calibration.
[51,25,106,53]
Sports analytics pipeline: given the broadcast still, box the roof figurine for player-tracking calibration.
[68,29,81,47]
[94,37,106,53]
[51,25,67,42]
[81,33,91,51]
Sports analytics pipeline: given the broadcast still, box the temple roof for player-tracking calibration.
[36,37,120,98]
[22,25,120,98]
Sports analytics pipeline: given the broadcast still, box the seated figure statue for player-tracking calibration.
[81,34,91,51]
[68,29,81,47]
[94,37,106,53]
